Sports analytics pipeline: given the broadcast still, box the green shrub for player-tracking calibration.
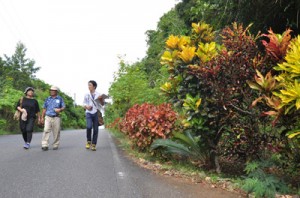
[242,161,290,197]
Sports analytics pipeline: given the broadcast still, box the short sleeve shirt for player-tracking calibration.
[43,96,65,116]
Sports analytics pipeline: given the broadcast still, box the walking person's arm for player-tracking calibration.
[35,100,41,125]
[54,107,64,113]
[40,109,46,125]
[16,98,25,112]
[37,112,41,125]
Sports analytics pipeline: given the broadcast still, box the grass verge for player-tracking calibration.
[0,130,12,135]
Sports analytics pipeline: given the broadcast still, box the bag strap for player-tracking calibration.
[20,97,24,108]
[88,94,98,108]
[88,95,102,116]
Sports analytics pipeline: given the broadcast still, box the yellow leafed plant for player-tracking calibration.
[273,80,300,114]
[275,36,300,77]
[178,46,196,63]
[272,36,300,115]
[166,35,180,49]
[178,36,191,50]
[183,94,202,113]
[196,42,219,63]
[192,22,215,43]
[160,82,173,94]
[160,50,178,67]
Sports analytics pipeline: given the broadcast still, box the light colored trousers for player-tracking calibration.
[41,116,61,148]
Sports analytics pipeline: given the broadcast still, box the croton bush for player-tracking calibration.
[160,22,274,170]
[159,21,300,179]
[119,103,178,151]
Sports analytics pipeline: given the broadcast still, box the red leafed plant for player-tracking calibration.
[119,103,178,151]
[261,28,292,61]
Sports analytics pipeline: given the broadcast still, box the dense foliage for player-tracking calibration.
[0,42,85,133]
[176,0,299,35]
[103,1,300,195]
[3,1,299,195]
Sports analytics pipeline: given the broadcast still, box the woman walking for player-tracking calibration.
[16,87,41,149]
[83,80,103,151]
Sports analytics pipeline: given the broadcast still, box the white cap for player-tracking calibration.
[50,86,59,91]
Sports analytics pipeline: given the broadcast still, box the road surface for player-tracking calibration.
[0,129,242,198]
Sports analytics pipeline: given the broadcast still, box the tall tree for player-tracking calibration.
[4,42,40,90]
[0,57,5,96]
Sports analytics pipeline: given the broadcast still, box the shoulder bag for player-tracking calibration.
[89,95,104,126]
[13,97,23,121]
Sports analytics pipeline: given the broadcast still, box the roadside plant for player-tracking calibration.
[119,103,177,151]
[160,22,272,171]
[150,130,209,166]
[248,29,300,180]
[242,160,289,198]
[261,28,292,61]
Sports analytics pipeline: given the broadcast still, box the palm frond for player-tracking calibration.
[150,139,191,157]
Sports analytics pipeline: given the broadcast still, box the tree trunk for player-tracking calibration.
[210,149,221,174]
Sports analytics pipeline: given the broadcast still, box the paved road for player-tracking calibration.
[0,129,242,198]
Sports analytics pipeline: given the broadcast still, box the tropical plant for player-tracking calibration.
[119,103,178,151]
[271,36,300,140]
[242,161,289,198]
[261,28,292,61]
[247,28,300,183]
[151,130,209,165]
[161,22,263,172]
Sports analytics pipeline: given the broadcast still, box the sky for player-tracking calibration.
[0,0,179,104]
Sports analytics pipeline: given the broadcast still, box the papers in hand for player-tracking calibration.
[95,94,108,106]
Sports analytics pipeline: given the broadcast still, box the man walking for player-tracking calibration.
[83,80,103,151]
[41,86,65,151]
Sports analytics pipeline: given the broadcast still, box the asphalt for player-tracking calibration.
[0,129,242,198]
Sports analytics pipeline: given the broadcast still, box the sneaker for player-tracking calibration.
[86,141,91,149]
[23,143,30,149]
[42,147,48,151]
[53,147,58,150]
[91,144,96,151]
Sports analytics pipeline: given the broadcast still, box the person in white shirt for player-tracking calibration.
[83,80,103,151]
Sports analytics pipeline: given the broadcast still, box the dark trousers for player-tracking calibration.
[20,117,35,143]
[86,112,99,145]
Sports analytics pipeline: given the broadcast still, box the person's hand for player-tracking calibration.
[40,117,44,125]
[54,108,60,113]
[21,108,26,113]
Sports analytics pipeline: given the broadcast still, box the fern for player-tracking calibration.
[242,161,290,197]
[244,161,259,174]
